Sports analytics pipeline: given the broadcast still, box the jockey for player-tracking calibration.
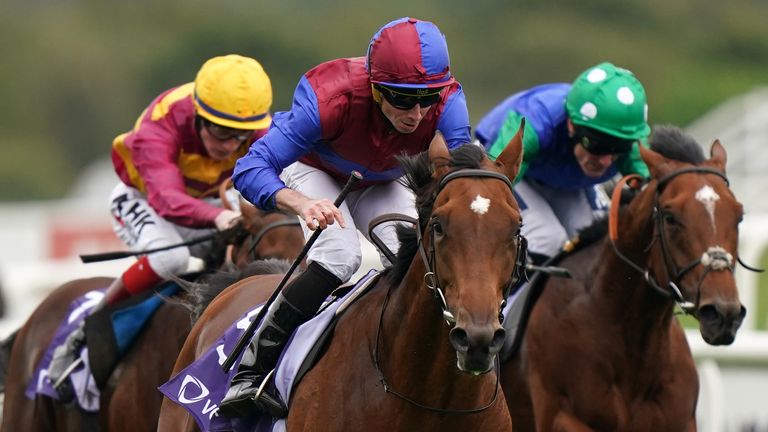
[475,62,650,262]
[220,17,470,417]
[47,54,273,393]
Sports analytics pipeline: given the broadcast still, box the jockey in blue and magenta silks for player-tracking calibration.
[221,17,470,417]
[46,55,274,399]
[475,62,651,262]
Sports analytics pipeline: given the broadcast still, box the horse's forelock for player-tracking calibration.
[649,125,706,164]
[389,145,490,287]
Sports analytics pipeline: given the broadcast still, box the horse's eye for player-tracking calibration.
[663,212,678,225]
[432,220,444,235]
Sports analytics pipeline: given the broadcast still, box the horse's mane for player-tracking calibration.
[176,258,292,322]
[649,125,706,164]
[387,144,488,286]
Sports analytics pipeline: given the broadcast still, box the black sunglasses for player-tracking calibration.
[574,126,634,155]
[201,118,253,142]
[375,85,443,110]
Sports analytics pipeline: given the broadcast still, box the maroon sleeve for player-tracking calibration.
[129,108,222,228]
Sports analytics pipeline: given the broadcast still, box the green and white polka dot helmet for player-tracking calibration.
[565,62,650,140]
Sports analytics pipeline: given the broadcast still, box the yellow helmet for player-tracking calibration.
[193,54,272,130]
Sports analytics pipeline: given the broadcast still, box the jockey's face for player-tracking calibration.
[199,120,249,160]
[573,143,618,178]
[380,98,432,134]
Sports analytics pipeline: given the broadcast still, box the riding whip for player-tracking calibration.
[222,170,363,372]
[79,233,217,263]
[78,225,245,263]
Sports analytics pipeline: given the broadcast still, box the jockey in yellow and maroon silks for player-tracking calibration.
[47,55,273,397]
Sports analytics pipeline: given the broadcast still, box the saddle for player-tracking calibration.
[159,270,382,432]
[26,282,181,411]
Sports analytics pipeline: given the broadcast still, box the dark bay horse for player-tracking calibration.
[0,204,303,432]
[158,128,527,431]
[503,126,747,431]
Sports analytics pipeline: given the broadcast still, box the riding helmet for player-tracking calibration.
[565,62,650,140]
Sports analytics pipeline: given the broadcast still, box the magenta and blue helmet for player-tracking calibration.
[366,17,455,90]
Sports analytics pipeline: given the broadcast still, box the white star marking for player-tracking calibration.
[470,195,491,215]
[695,185,720,232]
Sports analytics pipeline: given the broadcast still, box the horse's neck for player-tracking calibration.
[593,216,677,351]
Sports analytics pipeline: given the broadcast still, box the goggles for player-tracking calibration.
[375,84,444,110]
[201,117,253,142]
[574,126,634,155]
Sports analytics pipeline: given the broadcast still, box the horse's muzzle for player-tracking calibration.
[698,300,747,345]
[450,325,506,374]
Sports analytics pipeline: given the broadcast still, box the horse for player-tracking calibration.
[0,201,304,432]
[503,126,748,431]
[157,128,527,432]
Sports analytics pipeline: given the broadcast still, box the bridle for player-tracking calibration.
[609,168,762,314]
[418,169,527,325]
[227,212,301,265]
[373,168,526,414]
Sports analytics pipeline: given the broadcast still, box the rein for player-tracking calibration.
[608,168,761,314]
[371,168,523,414]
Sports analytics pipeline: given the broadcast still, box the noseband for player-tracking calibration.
[609,168,761,313]
[417,169,527,325]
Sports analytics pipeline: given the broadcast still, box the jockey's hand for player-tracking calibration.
[300,198,345,231]
[275,188,346,231]
[215,209,243,231]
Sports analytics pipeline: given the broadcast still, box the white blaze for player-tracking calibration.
[470,195,491,215]
[695,185,720,232]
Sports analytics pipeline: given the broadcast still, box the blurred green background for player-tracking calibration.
[2,0,768,201]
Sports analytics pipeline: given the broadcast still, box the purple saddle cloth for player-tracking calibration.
[159,270,379,432]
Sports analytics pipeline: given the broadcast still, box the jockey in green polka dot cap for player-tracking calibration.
[565,62,650,154]
[474,62,651,261]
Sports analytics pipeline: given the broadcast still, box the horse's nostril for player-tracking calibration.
[738,305,747,320]
[449,327,469,353]
[491,328,506,352]
[698,304,719,323]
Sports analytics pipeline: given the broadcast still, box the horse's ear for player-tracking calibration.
[639,145,671,179]
[429,131,451,178]
[239,199,262,233]
[496,118,525,181]
[709,139,727,173]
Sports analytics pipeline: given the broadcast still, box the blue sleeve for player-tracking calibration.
[437,85,471,149]
[233,76,323,210]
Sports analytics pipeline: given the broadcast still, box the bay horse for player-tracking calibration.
[503,126,748,431]
[0,203,303,432]
[157,128,527,432]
